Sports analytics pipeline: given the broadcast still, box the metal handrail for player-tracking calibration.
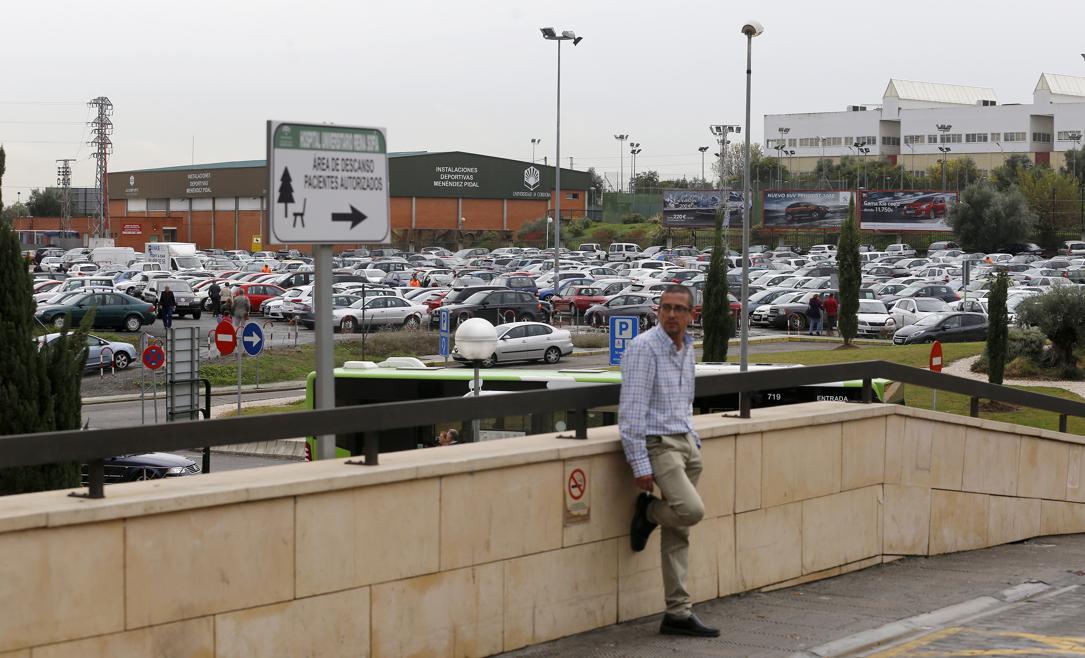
[2,361,1082,498]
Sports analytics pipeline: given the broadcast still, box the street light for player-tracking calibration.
[1064,130,1082,179]
[629,145,641,192]
[776,127,790,186]
[530,138,542,163]
[541,26,583,288]
[698,146,710,183]
[614,134,628,193]
[938,146,952,191]
[710,124,741,194]
[454,318,498,442]
[739,19,763,416]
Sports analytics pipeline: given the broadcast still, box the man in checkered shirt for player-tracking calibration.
[619,284,718,638]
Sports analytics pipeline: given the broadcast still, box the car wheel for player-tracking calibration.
[403,315,420,330]
[637,315,649,330]
[114,352,130,370]
[124,314,142,332]
[52,316,66,329]
[341,316,356,333]
[191,311,202,320]
[203,298,213,310]
[481,353,497,368]
[518,312,534,322]
[457,312,472,325]
[544,346,561,364]
[787,313,807,331]
[589,313,603,328]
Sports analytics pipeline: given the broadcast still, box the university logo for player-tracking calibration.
[523,166,541,191]
[129,175,135,186]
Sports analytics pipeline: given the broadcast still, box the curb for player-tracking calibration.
[82,380,309,406]
[790,580,1053,657]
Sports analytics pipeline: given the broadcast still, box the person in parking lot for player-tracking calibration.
[806,294,823,336]
[220,289,233,322]
[160,285,177,330]
[209,281,222,319]
[409,273,421,287]
[261,262,271,274]
[232,289,250,326]
[823,293,838,336]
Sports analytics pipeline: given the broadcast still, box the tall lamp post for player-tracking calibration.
[629,145,641,191]
[698,146,710,183]
[614,134,628,193]
[531,138,542,163]
[776,127,790,186]
[739,19,763,417]
[541,27,583,285]
[1065,130,1082,180]
[455,318,498,442]
[936,124,953,191]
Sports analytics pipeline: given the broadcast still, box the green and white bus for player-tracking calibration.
[304,359,900,460]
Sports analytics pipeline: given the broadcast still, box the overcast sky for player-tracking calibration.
[2,0,1083,205]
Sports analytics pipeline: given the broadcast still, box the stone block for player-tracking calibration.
[0,521,124,653]
[883,484,931,555]
[0,651,27,658]
[929,490,988,554]
[842,417,886,491]
[735,502,802,591]
[889,417,965,490]
[735,433,761,513]
[563,453,638,547]
[126,498,294,628]
[698,435,736,519]
[371,563,503,658]
[961,428,1020,496]
[761,424,841,507]
[1018,437,1070,501]
[688,516,721,603]
[883,414,906,484]
[296,479,440,597]
[1040,500,1085,535]
[987,496,1040,546]
[503,540,618,651]
[215,588,369,658]
[1068,445,1085,503]
[617,532,664,622]
[32,618,212,658]
[718,514,738,598]
[441,462,564,571]
[802,486,882,574]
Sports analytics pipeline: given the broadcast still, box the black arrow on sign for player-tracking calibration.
[331,206,367,229]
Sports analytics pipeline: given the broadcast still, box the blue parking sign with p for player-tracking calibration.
[439,309,450,357]
[609,316,638,366]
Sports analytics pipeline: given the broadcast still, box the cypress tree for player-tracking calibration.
[836,196,861,346]
[0,221,83,495]
[986,271,1010,385]
[702,209,733,362]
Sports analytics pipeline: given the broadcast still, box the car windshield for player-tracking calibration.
[916,299,948,312]
[161,280,192,293]
[1007,296,1032,311]
[859,300,888,314]
[915,314,947,327]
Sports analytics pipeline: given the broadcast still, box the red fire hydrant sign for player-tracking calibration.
[564,463,590,524]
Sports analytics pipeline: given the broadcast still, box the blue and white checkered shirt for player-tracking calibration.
[619,325,698,478]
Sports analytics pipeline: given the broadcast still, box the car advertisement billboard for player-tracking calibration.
[762,190,853,229]
[661,189,744,228]
[859,190,956,231]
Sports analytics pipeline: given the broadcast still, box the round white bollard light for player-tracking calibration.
[455,317,498,361]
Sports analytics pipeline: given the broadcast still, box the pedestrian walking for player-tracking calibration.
[208,281,222,319]
[620,284,719,638]
[232,289,250,327]
[159,285,177,330]
[806,294,823,336]
[823,293,839,336]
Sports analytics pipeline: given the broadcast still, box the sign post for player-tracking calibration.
[268,121,390,460]
[439,309,450,366]
[242,321,265,391]
[609,316,639,366]
[930,340,943,410]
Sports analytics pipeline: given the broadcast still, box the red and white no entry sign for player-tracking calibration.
[929,340,943,373]
[567,468,586,501]
[215,319,237,356]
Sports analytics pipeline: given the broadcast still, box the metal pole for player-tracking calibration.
[314,244,336,460]
[553,39,562,284]
[471,361,481,441]
[740,34,752,377]
[236,327,242,415]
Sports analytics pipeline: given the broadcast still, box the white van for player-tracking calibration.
[607,243,643,262]
[90,247,137,268]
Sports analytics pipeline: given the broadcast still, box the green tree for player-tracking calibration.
[1,202,29,221]
[0,144,5,211]
[836,197,860,345]
[985,271,1009,385]
[701,209,732,362]
[0,221,85,495]
[925,157,981,191]
[948,181,1035,252]
[630,170,660,194]
[990,154,1033,191]
[1061,147,1085,186]
[1016,287,1085,374]
[1015,168,1081,251]
[25,188,64,217]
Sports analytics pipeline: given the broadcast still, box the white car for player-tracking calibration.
[451,321,573,367]
[885,244,917,258]
[332,296,429,332]
[34,276,116,304]
[855,299,896,338]
[890,297,950,327]
[261,297,287,319]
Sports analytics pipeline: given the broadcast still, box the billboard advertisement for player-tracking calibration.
[662,189,744,228]
[762,190,853,229]
[860,190,957,231]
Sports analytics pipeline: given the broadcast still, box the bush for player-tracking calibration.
[621,212,644,225]
[971,326,1052,376]
[571,334,609,349]
[1016,287,1085,372]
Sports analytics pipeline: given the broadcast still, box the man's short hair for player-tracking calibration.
[447,429,460,442]
[661,284,694,307]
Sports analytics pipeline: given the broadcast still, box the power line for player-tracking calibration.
[0,120,86,125]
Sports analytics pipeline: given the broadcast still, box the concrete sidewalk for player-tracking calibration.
[500,534,1085,657]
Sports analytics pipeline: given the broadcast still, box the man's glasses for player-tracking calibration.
[659,304,691,314]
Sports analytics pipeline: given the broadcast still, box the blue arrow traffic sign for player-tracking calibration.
[241,322,265,356]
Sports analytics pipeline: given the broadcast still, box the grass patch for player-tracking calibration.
[727,341,987,369]
[217,399,307,418]
[201,330,440,386]
[572,334,609,349]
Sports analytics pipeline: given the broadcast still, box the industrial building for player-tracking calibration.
[17,152,589,252]
[764,73,1085,180]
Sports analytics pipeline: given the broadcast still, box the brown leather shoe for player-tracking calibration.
[659,613,720,637]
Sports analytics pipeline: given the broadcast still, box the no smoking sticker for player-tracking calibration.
[564,462,590,524]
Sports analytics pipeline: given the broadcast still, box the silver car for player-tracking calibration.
[452,321,573,367]
[332,296,429,332]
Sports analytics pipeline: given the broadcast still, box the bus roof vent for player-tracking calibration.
[378,356,429,369]
[343,360,379,370]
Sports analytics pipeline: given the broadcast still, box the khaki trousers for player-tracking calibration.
[645,433,705,617]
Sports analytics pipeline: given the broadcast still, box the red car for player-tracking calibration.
[551,286,607,314]
[424,291,450,312]
[688,291,741,326]
[902,195,947,218]
[231,282,285,312]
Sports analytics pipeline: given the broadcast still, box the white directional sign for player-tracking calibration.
[267,121,390,244]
